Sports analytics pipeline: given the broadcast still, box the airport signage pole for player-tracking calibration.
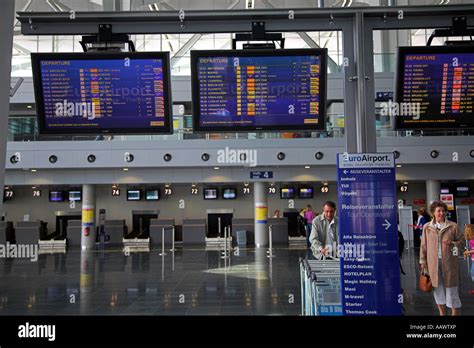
[336,153,402,315]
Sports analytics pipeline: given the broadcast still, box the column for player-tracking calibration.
[254,182,268,248]
[80,251,96,314]
[81,184,96,250]
[426,180,441,206]
[0,1,15,215]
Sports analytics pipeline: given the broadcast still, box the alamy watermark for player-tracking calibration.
[217,147,257,167]
[320,243,366,261]
[0,242,38,262]
[379,100,421,120]
[54,99,96,120]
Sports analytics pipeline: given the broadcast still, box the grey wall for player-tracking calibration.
[5,181,473,231]
[3,183,338,231]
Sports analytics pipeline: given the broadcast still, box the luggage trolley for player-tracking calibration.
[299,257,342,316]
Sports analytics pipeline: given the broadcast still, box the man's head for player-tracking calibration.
[307,204,312,211]
[322,201,336,221]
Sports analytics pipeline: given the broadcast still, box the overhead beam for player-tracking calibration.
[17,5,474,36]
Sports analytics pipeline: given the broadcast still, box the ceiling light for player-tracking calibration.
[214,167,219,170]
[305,166,310,169]
[123,168,129,171]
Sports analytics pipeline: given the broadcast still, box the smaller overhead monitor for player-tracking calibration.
[145,189,160,201]
[280,187,295,199]
[68,190,82,201]
[299,187,314,199]
[127,189,142,201]
[222,188,237,200]
[440,186,451,194]
[49,190,64,202]
[204,188,218,200]
[456,185,470,198]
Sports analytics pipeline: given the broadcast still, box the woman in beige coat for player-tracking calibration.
[420,201,465,316]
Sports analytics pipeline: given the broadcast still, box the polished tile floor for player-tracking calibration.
[401,248,474,315]
[0,246,306,315]
[0,245,472,315]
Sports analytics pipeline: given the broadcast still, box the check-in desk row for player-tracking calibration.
[0,217,291,247]
[231,217,289,245]
[0,221,49,245]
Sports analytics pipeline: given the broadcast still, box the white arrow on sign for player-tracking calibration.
[382,219,391,230]
[343,170,348,174]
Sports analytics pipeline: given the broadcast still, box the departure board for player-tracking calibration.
[31,52,172,134]
[191,49,327,132]
[395,46,474,129]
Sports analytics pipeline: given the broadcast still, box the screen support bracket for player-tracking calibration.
[232,21,284,50]
[427,16,474,46]
[80,24,136,52]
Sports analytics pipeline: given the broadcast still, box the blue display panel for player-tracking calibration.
[49,191,64,202]
[222,188,237,199]
[204,188,218,200]
[395,46,474,129]
[31,52,172,134]
[191,49,327,132]
[336,153,402,316]
[68,190,82,201]
[280,188,295,199]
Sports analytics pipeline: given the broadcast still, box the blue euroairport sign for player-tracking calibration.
[336,153,402,316]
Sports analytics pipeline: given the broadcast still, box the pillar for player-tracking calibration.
[426,180,440,207]
[80,251,95,314]
[81,184,96,250]
[254,182,268,248]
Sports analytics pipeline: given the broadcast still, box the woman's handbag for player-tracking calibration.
[419,270,432,292]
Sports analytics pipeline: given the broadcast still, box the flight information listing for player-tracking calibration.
[397,51,474,128]
[38,58,167,131]
[196,54,324,129]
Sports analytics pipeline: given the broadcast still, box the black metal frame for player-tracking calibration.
[190,48,328,133]
[31,51,173,135]
[394,45,474,130]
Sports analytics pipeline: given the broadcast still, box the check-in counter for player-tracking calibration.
[15,221,47,244]
[105,219,128,245]
[66,220,82,247]
[268,217,289,245]
[231,218,254,245]
[0,221,15,244]
[182,219,206,245]
[149,218,175,246]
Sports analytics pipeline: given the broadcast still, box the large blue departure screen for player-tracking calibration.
[396,46,474,129]
[191,49,327,132]
[32,53,172,134]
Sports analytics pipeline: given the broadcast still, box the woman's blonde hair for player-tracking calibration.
[465,225,474,240]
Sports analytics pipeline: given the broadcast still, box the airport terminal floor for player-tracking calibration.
[0,246,473,316]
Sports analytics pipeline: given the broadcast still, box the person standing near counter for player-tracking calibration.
[304,205,316,247]
[420,201,465,316]
[310,201,338,258]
